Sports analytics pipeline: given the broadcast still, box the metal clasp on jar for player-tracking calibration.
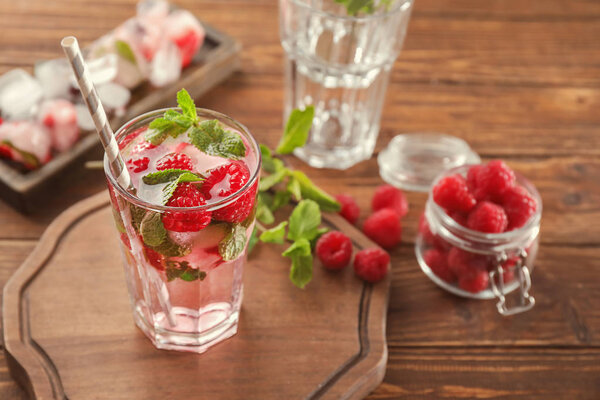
[489,249,535,316]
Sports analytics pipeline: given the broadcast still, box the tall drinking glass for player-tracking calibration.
[279,0,413,169]
[105,109,260,353]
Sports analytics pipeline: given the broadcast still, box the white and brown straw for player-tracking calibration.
[61,36,133,190]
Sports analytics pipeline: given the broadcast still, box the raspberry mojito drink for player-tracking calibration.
[105,90,260,353]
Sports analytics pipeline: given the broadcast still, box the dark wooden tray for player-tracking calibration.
[2,191,391,399]
[0,22,240,213]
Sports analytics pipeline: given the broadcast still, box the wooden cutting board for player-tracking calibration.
[2,191,390,400]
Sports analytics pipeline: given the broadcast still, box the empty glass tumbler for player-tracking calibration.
[279,0,414,169]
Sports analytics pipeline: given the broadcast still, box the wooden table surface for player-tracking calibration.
[1,0,599,398]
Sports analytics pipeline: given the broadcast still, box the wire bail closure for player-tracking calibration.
[490,249,535,316]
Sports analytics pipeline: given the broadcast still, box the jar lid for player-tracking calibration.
[377,133,480,192]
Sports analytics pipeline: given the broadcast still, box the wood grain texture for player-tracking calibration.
[0,0,598,398]
[3,191,390,399]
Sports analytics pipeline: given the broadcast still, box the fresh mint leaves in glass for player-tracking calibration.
[279,0,413,169]
[105,90,260,353]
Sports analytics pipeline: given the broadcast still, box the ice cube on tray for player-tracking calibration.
[0,69,43,120]
[39,99,80,152]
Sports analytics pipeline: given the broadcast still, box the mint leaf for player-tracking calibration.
[165,260,206,282]
[276,106,314,154]
[310,227,329,250]
[291,171,341,212]
[272,190,291,212]
[176,89,197,122]
[142,169,203,185]
[1,140,40,168]
[247,226,259,254]
[334,0,377,15]
[287,199,321,241]
[282,238,311,257]
[286,175,302,201]
[188,120,246,160]
[259,168,288,192]
[289,253,313,289]
[219,224,247,261]
[260,144,276,173]
[256,193,275,224]
[115,40,136,64]
[140,212,166,247]
[154,237,190,257]
[112,209,126,234]
[259,221,288,244]
[130,204,146,233]
[282,238,313,288]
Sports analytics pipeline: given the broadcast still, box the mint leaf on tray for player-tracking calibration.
[276,106,314,154]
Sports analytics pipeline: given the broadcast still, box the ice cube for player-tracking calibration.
[115,17,161,63]
[0,69,43,120]
[0,121,51,167]
[74,104,96,131]
[164,10,205,68]
[149,39,182,87]
[86,53,118,86]
[97,82,131,110]
[137,0,170,21]
[34,59,72,99]
[39,99,80,152]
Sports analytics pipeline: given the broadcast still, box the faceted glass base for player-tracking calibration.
[133,302,240,354]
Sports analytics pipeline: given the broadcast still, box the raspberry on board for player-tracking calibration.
[353,248,390,283]
[433,174,476,214]
[201,161,257,223]
[501,185,537,231]
[371,184,409,218]
[467,201,508,233]
[424,248,455,283]
[315,231,353,270]
[473,160,515,201]
[335,194,360,225]
[156,152,194,171]
[363,208,402,249]
[163,183,212,232]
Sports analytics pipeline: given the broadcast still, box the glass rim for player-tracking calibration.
[288,0,413,22]
[104,107,261,213]
[427,164,543,244]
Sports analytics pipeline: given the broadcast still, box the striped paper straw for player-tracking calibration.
[61,36,132,191]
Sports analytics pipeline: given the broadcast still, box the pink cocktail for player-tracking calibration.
[105,107,260,353]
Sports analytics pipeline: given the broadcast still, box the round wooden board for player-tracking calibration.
[2,191,390,400]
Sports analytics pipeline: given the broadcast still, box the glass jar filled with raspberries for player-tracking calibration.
[416,160,541,315]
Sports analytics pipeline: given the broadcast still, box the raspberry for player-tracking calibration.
[418,214,450,250]
[466,164,483,193]
[201,161,257,223]
[447,247,487,278]
[467,201,508,233]
[433,174,476,214]
[371,184,408,218]
[119,127,147,150]
[163,183,212,232]
[448,211,468,227]
[423,249,455,283]
[473,160,515,201]
[353,248,390,283]
[126,157,149,173]
[144,246,164,271]
[335,194,360,225]
[459,269,489,293]
[362,208,402,249]
[315,231,353,270]
[156,152,194,171]
[501,185,537,230]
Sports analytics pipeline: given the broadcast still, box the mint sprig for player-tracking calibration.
[188,120,246,160]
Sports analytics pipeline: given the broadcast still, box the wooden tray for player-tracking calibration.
[2,191,390,399]
[0,22,240,213]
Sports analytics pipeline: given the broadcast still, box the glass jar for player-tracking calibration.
[415,165,542,315]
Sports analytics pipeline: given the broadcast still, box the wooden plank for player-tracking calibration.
[369,347,600,400]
